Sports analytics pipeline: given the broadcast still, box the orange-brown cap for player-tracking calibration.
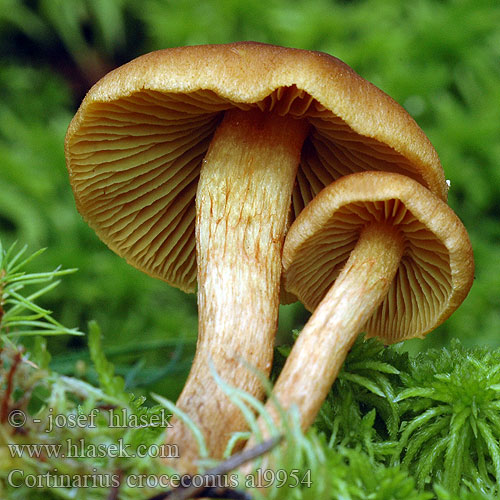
[65,42,447,293]
[283,171,474,343]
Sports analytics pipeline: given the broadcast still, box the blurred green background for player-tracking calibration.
[1,0,499,399]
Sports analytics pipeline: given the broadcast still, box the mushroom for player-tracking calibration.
[64,42,448,469]
[260,171,474,433]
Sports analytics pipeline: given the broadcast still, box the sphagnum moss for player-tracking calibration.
[393,340,500,494]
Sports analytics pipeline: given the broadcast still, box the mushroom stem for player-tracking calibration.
[258,222,405,436]
[166,108,309,470]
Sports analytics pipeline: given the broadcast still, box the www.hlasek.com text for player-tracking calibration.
[8,438,178,460]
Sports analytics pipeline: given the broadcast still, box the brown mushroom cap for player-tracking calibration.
[283,171,474,343]
[65,42,447,293]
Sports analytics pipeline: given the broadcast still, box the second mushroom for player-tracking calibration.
[259,171,474,433]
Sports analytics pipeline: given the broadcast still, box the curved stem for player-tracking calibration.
[165,108,309,471]
[251,222,405,443]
